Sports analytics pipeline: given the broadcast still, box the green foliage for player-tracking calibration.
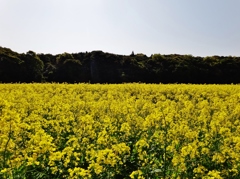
[0,47,24,82]
[56,53,74,65]
[1,46,240,83]
[21,51,44,82]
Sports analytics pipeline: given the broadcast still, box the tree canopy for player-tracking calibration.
[1,46,240,84]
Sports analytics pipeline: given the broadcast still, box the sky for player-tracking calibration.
[1,0,240,57]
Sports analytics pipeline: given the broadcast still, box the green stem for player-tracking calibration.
[3,123,12,168]
[161,108,167,179]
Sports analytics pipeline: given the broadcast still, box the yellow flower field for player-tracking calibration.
[1,83,240,178]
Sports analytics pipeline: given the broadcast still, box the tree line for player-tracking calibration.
[1,46,240,84]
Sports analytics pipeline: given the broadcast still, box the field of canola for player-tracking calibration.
[1,83,240,179]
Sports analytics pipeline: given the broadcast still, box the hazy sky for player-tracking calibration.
[1,0,240,57]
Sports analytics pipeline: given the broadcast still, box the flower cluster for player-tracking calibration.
[0,83,240,178]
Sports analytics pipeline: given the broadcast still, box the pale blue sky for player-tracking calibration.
[1,0,240,57]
